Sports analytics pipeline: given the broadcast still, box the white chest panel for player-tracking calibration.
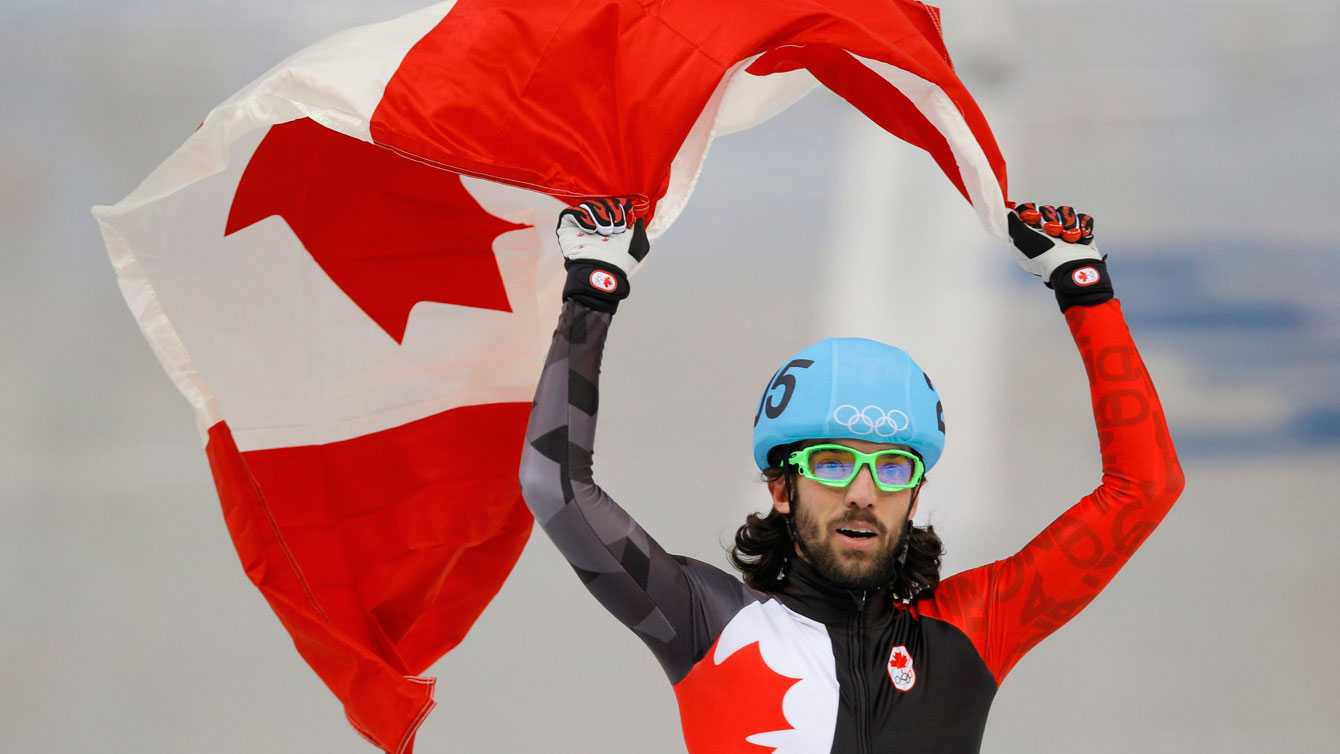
[713,599,838,754]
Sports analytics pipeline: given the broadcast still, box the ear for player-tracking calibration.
[768,477,791,515]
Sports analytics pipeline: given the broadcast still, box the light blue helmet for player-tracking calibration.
[752,338,945,471]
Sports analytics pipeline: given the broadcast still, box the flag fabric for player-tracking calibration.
[93,1,1008,751]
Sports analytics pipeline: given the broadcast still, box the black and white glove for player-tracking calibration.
[555,197,649,313]
[1008,202,1113,312]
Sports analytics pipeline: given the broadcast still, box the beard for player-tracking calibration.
[791,500,909,591]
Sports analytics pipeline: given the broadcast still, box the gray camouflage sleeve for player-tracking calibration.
[519,300,748,682]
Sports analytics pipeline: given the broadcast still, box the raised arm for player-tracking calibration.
[518,199,727,683]
[922,204,1186,683]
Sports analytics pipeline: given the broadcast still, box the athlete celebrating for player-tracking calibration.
[519,198,1184,753]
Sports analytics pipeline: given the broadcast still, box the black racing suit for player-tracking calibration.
[518,297,1184,753]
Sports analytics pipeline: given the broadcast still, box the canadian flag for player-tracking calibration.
[93,1,1007,751]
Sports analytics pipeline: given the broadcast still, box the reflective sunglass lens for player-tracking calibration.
[808,447,856,481]
[874,454,915,487]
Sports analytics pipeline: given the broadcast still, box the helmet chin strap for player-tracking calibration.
[782,473,814,562]
[898,483,923,565]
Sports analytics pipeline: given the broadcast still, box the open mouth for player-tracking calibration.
[835,526,877,540]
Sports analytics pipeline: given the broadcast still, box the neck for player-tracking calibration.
[773,555,898,624]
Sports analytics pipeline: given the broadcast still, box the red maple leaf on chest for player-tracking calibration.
[225,118,530,343]
[674,638,801,753]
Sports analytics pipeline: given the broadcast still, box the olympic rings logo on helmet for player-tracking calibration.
[832,404,910,438]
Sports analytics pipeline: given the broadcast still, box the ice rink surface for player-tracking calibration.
[2,0,1337,751]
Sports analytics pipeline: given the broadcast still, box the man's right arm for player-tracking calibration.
[519,200,728,684]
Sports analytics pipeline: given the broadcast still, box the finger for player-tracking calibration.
[1015,202,1042,226]
[583,200,615,235]
[558,206,597,233]
[1058,206,1083,243]
[580,201,609,234]
[586,199,633,235]
[1077,213,1095,245]
[1039,205,1063,237]
[604,198,627,229]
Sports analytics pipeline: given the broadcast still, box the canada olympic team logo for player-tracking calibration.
[887,645,916,692]
[589,269,618,293]
[1072,266,1101,286]
[832,404,910,438]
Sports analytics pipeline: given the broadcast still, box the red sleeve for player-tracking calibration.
[918,299,1185,684]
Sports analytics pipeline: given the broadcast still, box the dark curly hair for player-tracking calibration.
[728,445,944,602]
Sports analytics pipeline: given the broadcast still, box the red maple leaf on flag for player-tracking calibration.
[674,638,801,753]
[225,118,530,343]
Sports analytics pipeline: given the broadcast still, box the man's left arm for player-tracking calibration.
[923,204,1186,684]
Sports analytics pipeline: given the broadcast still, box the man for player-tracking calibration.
[519,198,1184,753]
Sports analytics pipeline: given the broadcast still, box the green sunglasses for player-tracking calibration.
[786,444,925,492]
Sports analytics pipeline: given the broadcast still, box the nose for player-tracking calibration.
[844,463,880,508]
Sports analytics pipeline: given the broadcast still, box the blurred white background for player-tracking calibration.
[2,0,1337,752]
